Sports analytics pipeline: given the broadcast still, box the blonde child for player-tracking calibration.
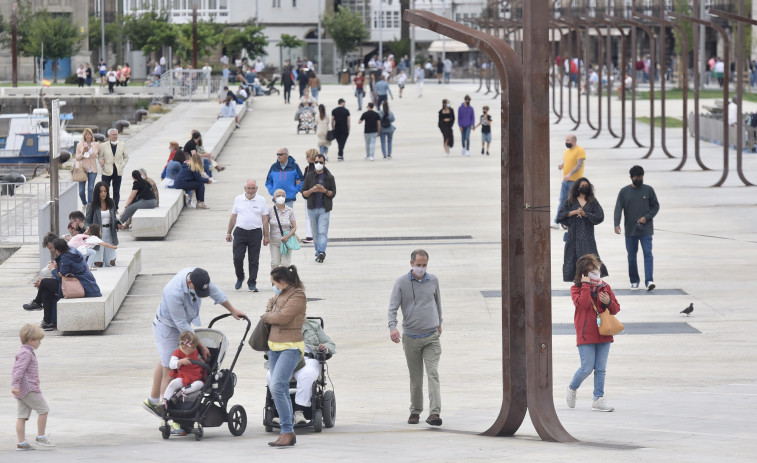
[162,331,205,407]
[11,324,54,450]
[67,224,118,270]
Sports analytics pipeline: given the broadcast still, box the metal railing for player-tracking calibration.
[689,112,757,151]
[155,70,226,101]
[0,181,76,244]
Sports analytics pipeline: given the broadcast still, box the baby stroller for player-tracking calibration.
[158,314,251,441]
[295,104,317,134]
[262,76,280,95]
[262,317,336,433]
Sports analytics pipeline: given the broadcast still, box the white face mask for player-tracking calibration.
[412,266,427,277]
[314,163,324,171]
[275,196,286,205]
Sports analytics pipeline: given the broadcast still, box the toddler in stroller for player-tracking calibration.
[295,103,317,134]
[157,314,251,441]
[160,331,205,409]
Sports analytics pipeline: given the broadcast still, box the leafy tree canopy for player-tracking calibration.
[222,23,269,59]
[278,33,306,50]
[323,5,369,62]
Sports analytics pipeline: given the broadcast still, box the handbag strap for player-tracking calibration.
[273,206,284,236]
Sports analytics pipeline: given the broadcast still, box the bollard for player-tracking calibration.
[0,172,26,196]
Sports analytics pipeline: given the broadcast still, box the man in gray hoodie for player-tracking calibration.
[388,249,443,427]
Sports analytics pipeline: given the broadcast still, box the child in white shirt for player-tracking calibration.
[67,224,117,270]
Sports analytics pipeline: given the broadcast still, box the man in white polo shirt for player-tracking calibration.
[226,179,269,292]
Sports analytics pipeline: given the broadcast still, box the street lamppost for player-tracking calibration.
[379,0,383,59]
[318,0,322,73]
[101,0,105,63]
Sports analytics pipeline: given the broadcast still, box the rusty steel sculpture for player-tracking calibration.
[405,0,577,442]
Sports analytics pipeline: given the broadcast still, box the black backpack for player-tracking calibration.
[381,113,391,128]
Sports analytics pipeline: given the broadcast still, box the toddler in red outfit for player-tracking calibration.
[161,331,205,406]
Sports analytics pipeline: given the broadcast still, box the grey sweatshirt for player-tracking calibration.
[388,272,443,335]
[614,183,659,236]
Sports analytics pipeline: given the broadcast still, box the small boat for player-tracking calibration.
[0,108,76,165]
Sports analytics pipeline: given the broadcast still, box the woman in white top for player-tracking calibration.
[75,129,100,207]
[85,181,119,267]
[315,104,331,158]
[218,95,240,127]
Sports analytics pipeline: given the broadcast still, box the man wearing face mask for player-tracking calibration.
[143,268,246,417]
[302,154,336,263]
[99,128,129,212]
[552,134,586,229]
[613,165,660,291]
[388,249,443,427]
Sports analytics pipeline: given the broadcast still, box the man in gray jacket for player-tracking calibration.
[388,249,443,427]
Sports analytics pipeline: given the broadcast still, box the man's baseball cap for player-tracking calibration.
[189,268,211,298]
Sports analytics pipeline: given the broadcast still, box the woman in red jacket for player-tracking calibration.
[566,254,620,412]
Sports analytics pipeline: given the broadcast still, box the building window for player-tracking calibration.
[273,0,281,7]
[293,0,297,7]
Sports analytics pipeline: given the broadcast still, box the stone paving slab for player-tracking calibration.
[0,80,755,462]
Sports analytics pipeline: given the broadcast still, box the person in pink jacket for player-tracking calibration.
[11,324,55,450]
[566,254,621,412]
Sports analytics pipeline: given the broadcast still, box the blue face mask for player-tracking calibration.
[272,285,281,296]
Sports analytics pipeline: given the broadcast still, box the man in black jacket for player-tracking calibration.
[301,154,336,263]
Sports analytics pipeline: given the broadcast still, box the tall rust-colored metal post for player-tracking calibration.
[708,6,756,186]
[404,3,576,443]
[669,12,731,187]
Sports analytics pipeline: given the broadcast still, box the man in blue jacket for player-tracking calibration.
[265,148,303,208]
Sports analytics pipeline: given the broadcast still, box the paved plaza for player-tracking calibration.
[1,79,756,462]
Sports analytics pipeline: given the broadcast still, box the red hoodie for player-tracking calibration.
[571,282,621,346]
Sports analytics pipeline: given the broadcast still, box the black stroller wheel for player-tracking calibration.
[161,426,170,439]
[193,424,204,441]
[264,407,274,432]
[313,409,323,433]
[228,405,247,436]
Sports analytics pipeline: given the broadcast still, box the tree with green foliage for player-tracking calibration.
[323,5,369,71]
[277,33,306,62]
[385,38,410,60]
[123,10,171,52]
[173,21,224,66]
[20,11,83,82]
[88,17,125,59]
[222,23,269,62]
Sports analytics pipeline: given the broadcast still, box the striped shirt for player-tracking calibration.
[11,345,40,399]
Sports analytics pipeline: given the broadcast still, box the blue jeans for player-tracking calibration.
[307,207,330,256]
[268,348,301,434]
[319,145,328,156]
[78,172,97,205]
[379,131,393,157]
[461,126,471,150]
[364,132,378,158]
[554,180,575,222]
[310,87,319,102]
[202,159,213,178]
[570,342,611,399]
[625,234,654,286]
[356,89,364,110]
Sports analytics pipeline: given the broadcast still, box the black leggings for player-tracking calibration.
[335,131,349,159]
[283,84,292,103]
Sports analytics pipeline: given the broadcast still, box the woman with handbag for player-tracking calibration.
[268,189,298,269]
[85,181,119,267]
[74,129,100,208]
[26,238,100,332]
[566,254,621,412]
[557,177,608,282]
[315,104,332,157]
[262,265,307,447]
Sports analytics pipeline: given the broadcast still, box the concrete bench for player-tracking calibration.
[203,100,248,157]
[57,248,141,332]
[131,187,185,239]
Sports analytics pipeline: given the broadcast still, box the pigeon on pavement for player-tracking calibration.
[681,303,694,316]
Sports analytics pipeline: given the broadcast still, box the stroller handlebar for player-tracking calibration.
[208,313,252,330]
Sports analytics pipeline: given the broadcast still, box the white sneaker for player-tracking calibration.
[272,416,280,424]
[566,386,577,408]
[630,282,640,290]
[550,221,560,229]
[592,397,614,412]
[294,410,307,424]
[34,436,55,447]
[461,148,466,156]
[646,281,656,292]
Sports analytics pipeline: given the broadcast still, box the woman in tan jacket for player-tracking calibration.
[262,265,306,447]
[75,128,100,207]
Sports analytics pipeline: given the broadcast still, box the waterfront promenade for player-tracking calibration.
[0,81,755,462]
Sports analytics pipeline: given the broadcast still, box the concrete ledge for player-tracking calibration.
[0,86,161,98]
[57,248,141,333]
[203,99,248,157]
[131,187,184,239]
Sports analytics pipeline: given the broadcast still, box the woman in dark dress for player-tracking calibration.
[438,99,455,155]
[557,177,608,282]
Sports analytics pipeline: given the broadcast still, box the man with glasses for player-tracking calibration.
[265,148,303,208]
[226,180,269,292]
